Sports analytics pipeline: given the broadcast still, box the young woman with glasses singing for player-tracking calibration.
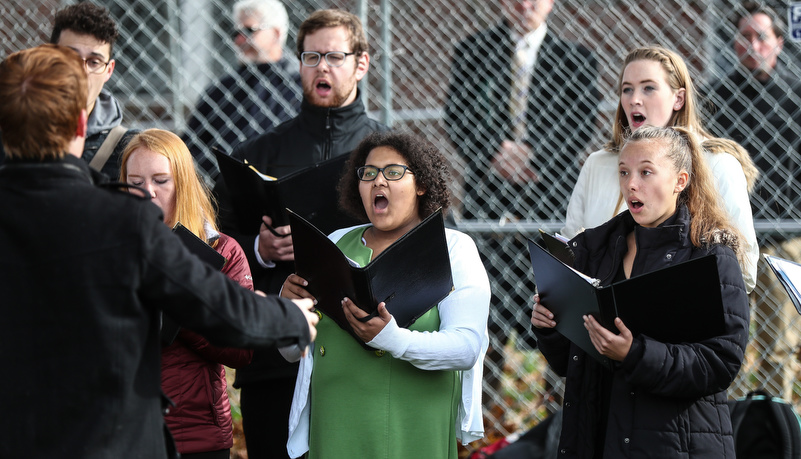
[279,131,491,459]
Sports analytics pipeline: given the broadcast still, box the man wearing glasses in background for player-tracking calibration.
[50,2,138,179]
[183,0,301,186]
[0,3,136,176]
[214,8,387,459]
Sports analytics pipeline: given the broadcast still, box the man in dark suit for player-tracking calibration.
[444,0,599,399]
[0,44,317,459]
[445,0,599,221]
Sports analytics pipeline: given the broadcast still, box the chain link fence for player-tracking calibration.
[3,0,801,450]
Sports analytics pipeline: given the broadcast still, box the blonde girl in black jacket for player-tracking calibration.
[531,126,749,458]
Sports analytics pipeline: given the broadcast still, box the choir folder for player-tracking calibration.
[528,240,725,368]
[289,209,454,348]
[161,223,228,345]
[214,149,362,235]
[765,254,801,315]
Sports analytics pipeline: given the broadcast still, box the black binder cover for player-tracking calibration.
[538,229,574,265]
[289,209,454,348]
[214,149,362,235]
[172,223,227,271]
[765,255,801,315]
[162,223,228,345]
[528,240,724,367]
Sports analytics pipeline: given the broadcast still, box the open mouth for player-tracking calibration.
[630,199,644,210]
[632,113,646,125]
[374,194,389,210]
[316,81,331,90]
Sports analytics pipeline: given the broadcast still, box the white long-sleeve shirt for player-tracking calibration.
[280,226,491,458]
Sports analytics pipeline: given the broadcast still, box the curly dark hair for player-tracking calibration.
[50,3,119,55]
[338,131,451,221]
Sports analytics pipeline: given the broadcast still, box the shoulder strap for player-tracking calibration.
[89,125,128,171]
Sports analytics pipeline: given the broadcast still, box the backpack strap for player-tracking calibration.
[89,125,128,171]
[728,392,755,440]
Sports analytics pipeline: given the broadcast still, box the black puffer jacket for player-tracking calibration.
[533,205,749,459]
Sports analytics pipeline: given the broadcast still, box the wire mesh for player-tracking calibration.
[3,0,801,450]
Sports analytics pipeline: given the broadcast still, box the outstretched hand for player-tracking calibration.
[342,297,391,343]
[584,315,632,361]
[291,298,319,357]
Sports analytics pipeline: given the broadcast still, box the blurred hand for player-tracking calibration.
[280,274,315,301]
[292,298,319,357]
[584,315,632,361]
[531,294,556,328]
[342,298,391,343]
[491,140,539,185]
[257,215,294,262]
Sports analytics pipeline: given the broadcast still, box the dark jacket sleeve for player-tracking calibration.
[176,328,253,368]
[618,246,749,398]
[138,204,311,351]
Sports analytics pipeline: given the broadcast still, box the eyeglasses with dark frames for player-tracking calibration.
[80,56,111,74]
[300,51,356,68]
[357,165,413,181]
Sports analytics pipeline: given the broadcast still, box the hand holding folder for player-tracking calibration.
[288,209,454,349]
[528,240,725,368]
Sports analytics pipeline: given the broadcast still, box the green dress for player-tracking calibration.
[307,226,460,459]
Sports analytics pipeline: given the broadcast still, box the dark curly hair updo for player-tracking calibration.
[50,3,119,55]
[338,131,451,221]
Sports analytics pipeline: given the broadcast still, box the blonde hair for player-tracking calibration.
[622,126,744,265]
[607,46,758,193]
[119,129,219,245]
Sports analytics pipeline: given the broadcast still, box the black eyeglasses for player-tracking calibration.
[79,56,111,74]
[300,51,356,68]
[232,25,268,39]
[357,165,413,181]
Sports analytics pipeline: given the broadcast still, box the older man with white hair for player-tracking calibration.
[183,0,301,185]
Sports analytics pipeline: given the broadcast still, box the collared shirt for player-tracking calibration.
[511,22,548,71]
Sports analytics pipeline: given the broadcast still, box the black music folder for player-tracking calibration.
[289,209,454,349]
[765,255,801,315]
[528,240,724,368]
[162,223,228,345]
[538,229,574,265]
[214,149,362,235]
[173,222,227,271]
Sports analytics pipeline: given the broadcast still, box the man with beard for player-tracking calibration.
[213,9,387,459]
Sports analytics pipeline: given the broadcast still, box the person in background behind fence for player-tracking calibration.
[51,2,139,178]
[562,45,759,293]
[121,129,255,459]
[444,0,599,221]
[532,126,749,458]
[0,43,317,459]
[706,1,801,402]
[443,0,599,409]
[183,0,301,187]
[214,9,388,459]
